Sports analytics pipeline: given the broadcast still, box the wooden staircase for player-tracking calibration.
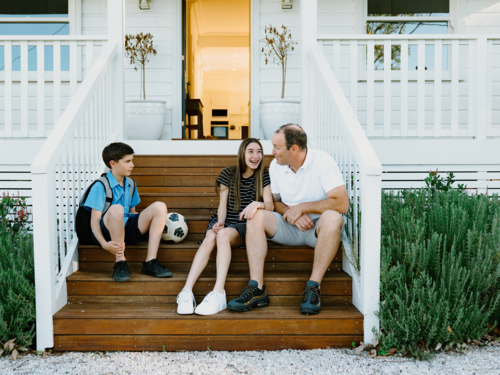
[54,155,363,351]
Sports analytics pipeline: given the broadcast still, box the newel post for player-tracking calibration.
[32,169,58,350]
[108,0,125,141]
[300,0,318,143]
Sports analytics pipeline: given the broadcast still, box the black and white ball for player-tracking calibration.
[162,212,188,243]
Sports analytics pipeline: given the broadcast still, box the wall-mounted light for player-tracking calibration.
[282,0,292,9]
[139,0,150,10]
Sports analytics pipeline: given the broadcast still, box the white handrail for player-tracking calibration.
[308,42,382,176]
[32,43,118,173]
[0,36,108,41]
[31,42,118,350]
[305,40,382,343]
[318,34,500,40]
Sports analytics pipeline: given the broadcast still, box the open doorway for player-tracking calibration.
[183,0,250,140]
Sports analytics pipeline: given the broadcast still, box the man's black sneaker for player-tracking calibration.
[113,260,131,282]
[228,280,270,312]
[142,258,173,278]
[300,280,321,315]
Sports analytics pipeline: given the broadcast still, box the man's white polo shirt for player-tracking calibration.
[269,148,344,220]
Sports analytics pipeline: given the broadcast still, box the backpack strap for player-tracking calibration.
[128,177,136,207]
[78,175,113,215]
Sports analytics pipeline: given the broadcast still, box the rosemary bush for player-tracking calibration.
[0,222,35,348]
[377,189,500,357]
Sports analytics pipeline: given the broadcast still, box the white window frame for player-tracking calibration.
[355,0,462,81]
[0,0,83,82]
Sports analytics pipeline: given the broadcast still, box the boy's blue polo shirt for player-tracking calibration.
[84,171,140,225]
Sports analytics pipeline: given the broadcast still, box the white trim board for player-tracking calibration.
[0,140,45,165]
[370,139,500,165]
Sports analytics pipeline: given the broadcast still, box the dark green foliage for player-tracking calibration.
[424,170,466,193]
[377,189,500,356]
[0,222,36,348]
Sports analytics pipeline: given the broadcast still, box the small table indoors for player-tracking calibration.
[185,99,203,139]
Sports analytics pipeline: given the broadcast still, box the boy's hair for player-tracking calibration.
[102,142,134,168]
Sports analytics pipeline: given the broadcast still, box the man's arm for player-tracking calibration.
[272,193,289,216]
[283,186,349,225]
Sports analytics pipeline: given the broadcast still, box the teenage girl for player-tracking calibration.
[177,138,273,315]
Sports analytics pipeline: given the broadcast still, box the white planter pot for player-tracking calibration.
[260,98,301,140]
[125,100,166,140]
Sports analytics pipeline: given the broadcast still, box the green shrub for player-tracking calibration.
[377,189,500,357]
[0,221,36,348]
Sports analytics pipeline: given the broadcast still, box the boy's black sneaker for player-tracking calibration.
[142,258,173,278]
[227,280,270,312]
[113,260,131,282]
[300,280,321,315]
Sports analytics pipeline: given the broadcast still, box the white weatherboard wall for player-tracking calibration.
[258,0,355,100]
[82,0,176,139]
[462,0,500,34]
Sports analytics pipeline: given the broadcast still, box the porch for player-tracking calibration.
[0,0,498,352]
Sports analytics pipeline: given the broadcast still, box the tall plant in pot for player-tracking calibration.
[124,32,166,140]
[260,25,299,140]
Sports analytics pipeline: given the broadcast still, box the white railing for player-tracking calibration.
[305,41,383,343]
[31,42,119,350]
[318,35,500,139]
[0,36,108,138]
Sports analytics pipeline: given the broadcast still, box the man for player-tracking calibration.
[228,124,349,314]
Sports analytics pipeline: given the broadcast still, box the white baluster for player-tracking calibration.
[20,41,29,137]
[37,41,45,138]
[383,40,391,137]
[467,40,476,138]
[367,40,375,137]
[350,40,358,115]
[451,39,459,136]
[70,41,78,98]
[417,40,425,137]
[53,41,62,125]
[86,41,94,81]
[400,40,408,137]
[434,40,443,137]
[4,41,12,137]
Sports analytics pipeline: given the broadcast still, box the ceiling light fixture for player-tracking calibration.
[282,0,292,9]
[232,69,236,71]
[139,0,150,10]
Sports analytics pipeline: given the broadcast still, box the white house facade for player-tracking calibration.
[0,0,499,350]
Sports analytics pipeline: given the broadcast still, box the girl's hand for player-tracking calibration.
[239,201,262,221]
[213,221,224,234]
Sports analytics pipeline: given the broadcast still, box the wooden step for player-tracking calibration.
[132,155,273,168]
[78,241,343,263]
[66,270,352,297]
[54,304,363,351]
[68,295,352,305]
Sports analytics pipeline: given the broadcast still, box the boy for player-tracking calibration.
[84,142,172,281]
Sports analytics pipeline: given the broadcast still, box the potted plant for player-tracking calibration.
[260,25,299,140]
[124,32,166,140]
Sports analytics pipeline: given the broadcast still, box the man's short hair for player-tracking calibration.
[276,124,307,150]
[102,142,134,168]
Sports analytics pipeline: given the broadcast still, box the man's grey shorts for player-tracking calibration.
[267,212,320,248]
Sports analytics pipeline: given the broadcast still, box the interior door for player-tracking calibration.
[181,0,187,138]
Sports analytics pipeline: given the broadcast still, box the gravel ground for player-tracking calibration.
[0,346,499,375]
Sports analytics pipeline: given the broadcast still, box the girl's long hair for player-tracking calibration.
[218,138,266,212]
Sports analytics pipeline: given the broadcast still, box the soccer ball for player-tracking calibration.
[162,212,189,243]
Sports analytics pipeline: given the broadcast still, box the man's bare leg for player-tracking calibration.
[103,205,126,262]
[245,210,278,289]
[310,210,344,285]
[138,201,168,261]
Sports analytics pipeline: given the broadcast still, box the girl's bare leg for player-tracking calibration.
[213,228,244,294]
[183,230,217,291]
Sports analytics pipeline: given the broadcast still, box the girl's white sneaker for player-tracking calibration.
[177,289,196,314]
[194,290,227,315]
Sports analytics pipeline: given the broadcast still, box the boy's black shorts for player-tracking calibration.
[91,212,149,246]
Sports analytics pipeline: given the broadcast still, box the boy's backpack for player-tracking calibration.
[75,173,136,245]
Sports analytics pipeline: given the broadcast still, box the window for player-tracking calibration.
[366,0,450,71]
[0,0,70,72]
